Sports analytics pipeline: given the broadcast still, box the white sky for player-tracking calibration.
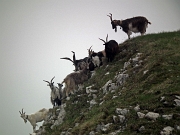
[0,0,180,134]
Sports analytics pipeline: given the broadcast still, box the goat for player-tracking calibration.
[60,51,95,71]
[99,34,119,62]
[61,62,90,97]
[43,76,61,107]
[57,83,66,100]
[107,13,151,39]
[88,46,105,67]
[19,108,49,132]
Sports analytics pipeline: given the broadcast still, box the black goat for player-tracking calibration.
[107,13,151,39]
[60,51,95,71]
[99,34,119,62]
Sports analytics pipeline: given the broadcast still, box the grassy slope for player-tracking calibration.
[45,31,180,135]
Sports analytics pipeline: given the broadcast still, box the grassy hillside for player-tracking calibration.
[45,31,180,135]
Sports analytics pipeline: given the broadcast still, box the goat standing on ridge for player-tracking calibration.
[43,76,61,107]
[19,108,49,132]
[107,13,151,39]
[99,34,119,62]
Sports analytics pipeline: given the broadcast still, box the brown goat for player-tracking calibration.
[61,63,90,97]
[107,13,151,39]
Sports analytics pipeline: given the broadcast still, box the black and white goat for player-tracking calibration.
[43,76,62,107]
[60,51,95,71]
[19,108,49,132]
[107,13,151,39]
[61,62,90,97]
[99,34,119,62]
[88,46,105,67]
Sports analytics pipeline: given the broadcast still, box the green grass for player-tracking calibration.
[45,31,180,135]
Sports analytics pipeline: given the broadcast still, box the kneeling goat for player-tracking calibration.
[43,76,61,107]
[99,34,119,62]
[107,13,151,39]
[19,108,49,132]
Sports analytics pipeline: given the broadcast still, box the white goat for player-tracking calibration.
[43,76,61,107]
[19,108,49,132]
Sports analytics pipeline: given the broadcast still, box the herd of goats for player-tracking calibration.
[19,13,151,133]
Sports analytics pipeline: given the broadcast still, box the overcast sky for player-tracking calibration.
[0,0,180,134]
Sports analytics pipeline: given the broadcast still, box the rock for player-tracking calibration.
[51,105,66,129]
[143,70,149,75]
[96,123,112,132]
[137,112,145,119]
[160,96,165,102]
[116,108,129,115]
[145,112,160,120]
[109,83,118,91]
[86,85,94,94]
[118,115,126,123]
[162,114,173,120]
[105,72,110,75]
[123,61,131,69]
[134,104,140,112]
[139,126,145,132]
[160,126,174,135]
[115,73,129,86]
[113,115,118,123]
[176,125,180,130]
[175,95,180,100]
[99,101,104,106]
[90,99,97,108]
[174,99,180,106]
[92,94,97,99]
[112,96,118,99]
[89,131,95,135]
[102,80,112,94]
[75,123,79,127]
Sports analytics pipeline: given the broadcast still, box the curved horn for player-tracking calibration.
[88,45,93,56]
[71,51,76,63]
[60,57,74,63]
[107,13,112,21]
[106,34,108,42]
[43,80,50,84]
[99,38,106,44]
[51,76,55,83]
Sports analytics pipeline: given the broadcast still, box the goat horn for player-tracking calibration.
[51,76,55,83]
[99,38,106,44]
[106,34,108,42]
[107,13,112,21]
[19,111,21,115]
[88,45,93,55]
[60,57,74,63]
[43,80,50,84]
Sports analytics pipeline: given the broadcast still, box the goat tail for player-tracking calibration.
[148,21,151,24]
